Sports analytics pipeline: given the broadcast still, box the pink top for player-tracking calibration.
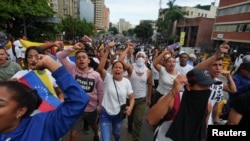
[57,48,104,112]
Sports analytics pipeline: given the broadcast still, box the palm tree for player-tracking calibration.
[157,0,186,44]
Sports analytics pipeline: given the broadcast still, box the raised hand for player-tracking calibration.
[34,55,59,72]
[108,41,115,49]
[73,42,84,50]
[172,74,187,94]
[216,41,230,58]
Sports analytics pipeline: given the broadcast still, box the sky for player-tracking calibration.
[105,0,219,26]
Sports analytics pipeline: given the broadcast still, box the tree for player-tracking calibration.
[58,16,95,40]
[108,27,118,35]
[157,0,186,44]
[134,23,153,41]
[0,0,54,37]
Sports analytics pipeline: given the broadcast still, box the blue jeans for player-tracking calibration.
[100,108,123,141]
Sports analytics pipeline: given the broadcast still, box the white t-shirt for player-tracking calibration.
[175,63,193,75]
[102,73,133,115]
[6,48,16,62]
[156,66,180,96]
[13,40,26,59]
[208,78,223,125]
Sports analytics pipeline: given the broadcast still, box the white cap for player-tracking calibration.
[179,50,185,54]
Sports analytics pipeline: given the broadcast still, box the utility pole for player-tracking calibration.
[159,0,162,9]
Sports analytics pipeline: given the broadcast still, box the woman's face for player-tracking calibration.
[0,86,20,133]
[164,57,176,71]
[112,62,124,80]
[26,49,40,70]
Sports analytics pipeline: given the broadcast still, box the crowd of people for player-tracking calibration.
[0,31,250,141]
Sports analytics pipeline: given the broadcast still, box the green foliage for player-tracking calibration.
[134,23,153,40]
[157,0,186,44]
[58,16,95,40]
[0,0,54,22]
[0,0,55,39]
[109,27,119,35]
[127,29,134,36]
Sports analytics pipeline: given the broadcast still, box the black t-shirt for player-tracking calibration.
[230,92,250,126]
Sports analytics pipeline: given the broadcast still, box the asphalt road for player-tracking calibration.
[62,107,154,141]
[61,74,229,141]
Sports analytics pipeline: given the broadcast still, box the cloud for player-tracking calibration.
[106,0,219,26]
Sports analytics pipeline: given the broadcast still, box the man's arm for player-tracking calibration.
[146,74,187,126]
[195,41,230,69]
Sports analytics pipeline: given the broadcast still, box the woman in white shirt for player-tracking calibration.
[96,41,135,141]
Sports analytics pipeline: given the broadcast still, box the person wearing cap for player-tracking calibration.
[187,53,196,66]
[119,43,152,141]
[230,53,244,74]
[147,68,221,141]
[194,41,236,125]
[227,55,250,108]
[226,56,250,127]
[57,43,104,141]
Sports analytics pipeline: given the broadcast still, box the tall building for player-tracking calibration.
[57,0,79,18]
[79,0,94,23]
[211,0,250,54]
[91,0,105,29]
[103,6,110,31]
[117,19,132,33]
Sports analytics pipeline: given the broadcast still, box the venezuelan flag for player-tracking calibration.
[19,70,61,112]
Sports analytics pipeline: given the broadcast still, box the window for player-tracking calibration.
[246,24,250,32]
[237,24,247,32]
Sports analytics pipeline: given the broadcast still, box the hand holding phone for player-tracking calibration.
[167,42,181,50]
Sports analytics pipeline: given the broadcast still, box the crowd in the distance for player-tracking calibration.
[0,31,250,141]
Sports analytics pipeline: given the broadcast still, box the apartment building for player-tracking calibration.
[91,0,105,30]
[158,3,217,49]
[117,19,132,33]
[211,0,250,54]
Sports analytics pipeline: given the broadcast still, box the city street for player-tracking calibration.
[62,107,154,141]
[61,74,229,141]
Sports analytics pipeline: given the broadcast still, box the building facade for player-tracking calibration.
[211,0,250,54]
[157,3,217,48]
[117,19,132,33]
[103,6,110,31]
[91,0,105,30]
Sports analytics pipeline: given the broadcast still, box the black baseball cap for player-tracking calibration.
[240,62,250,71]
[187,69,222,86]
